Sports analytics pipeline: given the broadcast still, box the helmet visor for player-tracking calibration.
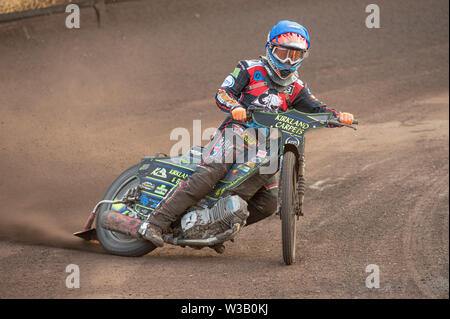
[272,45,308,65]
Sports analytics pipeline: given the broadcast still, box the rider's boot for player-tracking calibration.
[143,223,164,247]
[142,210,177,247]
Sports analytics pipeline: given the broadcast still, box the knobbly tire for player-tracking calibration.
[95,164,156,257]
[280,151,298,265]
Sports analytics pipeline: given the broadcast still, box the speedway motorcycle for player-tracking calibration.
[74,108,357,265]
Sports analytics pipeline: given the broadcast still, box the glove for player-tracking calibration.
[338,112,354,125]
[231,106,247,122]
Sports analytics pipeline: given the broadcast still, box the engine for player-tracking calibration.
[180,195,249,240]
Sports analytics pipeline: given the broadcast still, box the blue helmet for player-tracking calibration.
[264,20,310,84]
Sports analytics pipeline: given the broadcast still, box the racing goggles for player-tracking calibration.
[271,44,308,65]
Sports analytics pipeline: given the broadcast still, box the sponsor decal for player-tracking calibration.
[237,164,251,173]
[252,92,283,111]
[285,85,294,95]
[111,202,127,213]
[286,136,300,146]
[169,169,189,179]
[221,75,235,88]
[142,181,156,191]
[217,89,239,108]
[232,67,241,78]
[149,198,160,204]
[274,114,310,137]
[139,196,160,209]
[155,184,169,196]
[171,177,184,184]
[139,163,150,171]
[253,71,264,81]
[243,132,258,146]
[179,158,190,165]
[257,150,267,158]
[141,195,149,206]
[151,167,167,178]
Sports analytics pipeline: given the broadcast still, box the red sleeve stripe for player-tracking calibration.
[323,106,338,115]
[216,100,231,111]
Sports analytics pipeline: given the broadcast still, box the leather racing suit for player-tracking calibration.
[148,58,341,232]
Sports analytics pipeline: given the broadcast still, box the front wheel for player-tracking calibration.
[95,164,157,257]
[280,151,298,265]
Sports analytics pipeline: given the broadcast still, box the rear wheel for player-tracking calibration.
[280,151,298,265]
[95,164,156,257]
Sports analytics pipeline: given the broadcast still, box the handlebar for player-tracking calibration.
[326,118,359,130]
[246,106,358,129]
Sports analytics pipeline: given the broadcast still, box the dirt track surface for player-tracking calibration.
[0,0,448,298]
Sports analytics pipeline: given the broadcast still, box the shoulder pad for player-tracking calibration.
[293,78,305,87]
[240,59,264,69]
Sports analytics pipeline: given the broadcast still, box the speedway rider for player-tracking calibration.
[143,20,355,247]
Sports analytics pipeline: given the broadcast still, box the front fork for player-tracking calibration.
[275,153,306,219]
[296,154,306,219]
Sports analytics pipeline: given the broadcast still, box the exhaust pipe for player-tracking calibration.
[163,223,241,246]
[100,210,144,239]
